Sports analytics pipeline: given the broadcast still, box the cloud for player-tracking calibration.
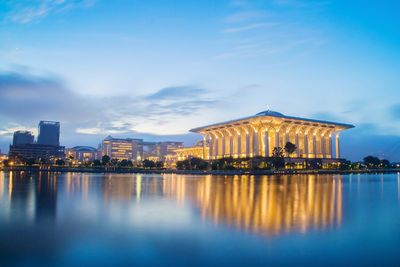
[0,70,97,122]
[224,11,267,23]
[6,0,95,24]
[0,69,218,151]
[223,23,278,34]
[145,86,207,100]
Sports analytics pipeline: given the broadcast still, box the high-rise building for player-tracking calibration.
[12,131,34,145]
[101,136,143,161]
[37,121,60,146]
[9,121,65,161]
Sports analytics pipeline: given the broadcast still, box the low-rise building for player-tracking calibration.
[9,144,65,160]
[66,146,99,162]
[101,136,143,162]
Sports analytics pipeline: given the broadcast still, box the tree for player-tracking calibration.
[380,159,390,168]
[271,147,285,169]
[363,156,381,168]
[102,155,111,165]
[110,158,119,166]
[155,161,164,169]
[143,159,156,169]
[55,159,65,166]
[92,160,102,166]
[24,158,36,166]
[272,147,284,158]
[284,142,297,157]
[119,159,133,167]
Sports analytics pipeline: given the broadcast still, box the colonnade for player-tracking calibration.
[202,124,341,160]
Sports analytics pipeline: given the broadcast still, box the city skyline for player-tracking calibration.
[1,0,400,161]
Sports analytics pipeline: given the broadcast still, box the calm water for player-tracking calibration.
[0,172,399,267]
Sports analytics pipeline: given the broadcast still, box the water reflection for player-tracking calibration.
[163,175,342,235]
[0,171,342,236]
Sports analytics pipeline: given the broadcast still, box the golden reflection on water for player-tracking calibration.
[162,175,343,235]
[0,172,343,235]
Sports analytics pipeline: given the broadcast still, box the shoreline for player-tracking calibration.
[1,166,399,176]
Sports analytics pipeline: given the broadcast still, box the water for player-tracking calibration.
[0,171,399,267]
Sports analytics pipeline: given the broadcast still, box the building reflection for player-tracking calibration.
[0,171,343,236]
[162,174,343,235]
[0,171,58,223]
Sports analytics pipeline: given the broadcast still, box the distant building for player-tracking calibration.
[101,136,143,161]
[9,144,65,160]
[143,141,184,160]
[9,121,65,161]
[0,152,7,163]
[13,131,34,145]
[66,146,99,162]
[37,121,60,146]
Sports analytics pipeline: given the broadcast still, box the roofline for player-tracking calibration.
[190,113,355,133]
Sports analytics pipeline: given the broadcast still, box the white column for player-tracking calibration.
[209,136,214,159]
[264,130,270,157]
[313,134,317,158]
[275,130,280,148]
[304,134,309,158]
[222,136,226,157]
[214,137,219,159]
[253,131,259,156]
[202,135,207,160]
[229,135,234,157]
[295,133,300,158]
[246,133,251,157]
[321,135,326,158]
[335,133,340,158]
[329,134,333,158]
[285,131,290,144]
[237,133,241,157]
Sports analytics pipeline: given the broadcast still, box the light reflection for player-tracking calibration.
[162,174,343,235]
[1,171,343,236]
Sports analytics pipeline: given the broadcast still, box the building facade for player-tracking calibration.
[13,131,34,145]
[9,144,65,160]
[190,110,354,160]
[66,146,99,162]
[37,121,60,146]
[101,136,143,161]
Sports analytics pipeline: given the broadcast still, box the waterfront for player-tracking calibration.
[0,172,399,266]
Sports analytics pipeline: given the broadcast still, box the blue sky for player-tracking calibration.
[0,0,400,161]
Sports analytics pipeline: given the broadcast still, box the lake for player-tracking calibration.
[0,171,399,267]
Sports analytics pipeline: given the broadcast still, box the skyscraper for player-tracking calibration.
[37,121,60,146]
[13,131,34,145]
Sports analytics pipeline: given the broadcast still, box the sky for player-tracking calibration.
[0,0,400,161]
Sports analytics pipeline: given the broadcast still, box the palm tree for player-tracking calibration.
[284,142,297,157]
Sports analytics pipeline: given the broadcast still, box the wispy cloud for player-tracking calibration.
[223,22,278,34]
[218,0,329,59]
[0,69,218,138]
[224,11,267,23]
[6,0,95,24]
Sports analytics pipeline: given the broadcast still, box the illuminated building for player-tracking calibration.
[173,140,209,161]
[190,110,354,160]
[9,121,65,160]
[143,141,184,160]
[13,131,34,145]
[0,152,7,163]
[66,146,99,162]
[101,136,143,161]
[9,144,65,160]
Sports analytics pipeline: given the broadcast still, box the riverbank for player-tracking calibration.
[1,166,399,175]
